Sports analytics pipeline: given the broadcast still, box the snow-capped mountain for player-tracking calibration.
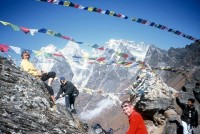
[33,39,175,134]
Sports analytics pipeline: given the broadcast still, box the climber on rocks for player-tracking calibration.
[20,50,57,109]
[56,77,79,114]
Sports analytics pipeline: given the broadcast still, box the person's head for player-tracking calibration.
[21,50,30,60]
[121,100,134,116]
[187,98,195,107]
[195,82,200,88]
[60,77,66,84]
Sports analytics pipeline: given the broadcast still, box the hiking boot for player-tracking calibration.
[71,109,76,114]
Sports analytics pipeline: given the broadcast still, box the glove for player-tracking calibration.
[73,94,78,97]
[62,94,69,97]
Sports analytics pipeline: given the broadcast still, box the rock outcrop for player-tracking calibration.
[144,41,200,134]
[0,56,87,133]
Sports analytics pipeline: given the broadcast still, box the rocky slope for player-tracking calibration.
[0,56,88,134]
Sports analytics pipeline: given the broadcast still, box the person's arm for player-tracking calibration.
[126,114,141,134]
[176,97,185,110]
[73,86,79,97]
[55,87,63,100]
[194,110,199,127]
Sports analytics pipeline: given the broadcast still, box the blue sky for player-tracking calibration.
[0,0,200,52]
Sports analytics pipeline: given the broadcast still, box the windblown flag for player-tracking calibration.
[53,53,64,57]
[98,47,104,50]
[20,27,30,34]
[117,52,129,58]
[96,57,105,62]
[0,44,9,52]
[9,46,21,54]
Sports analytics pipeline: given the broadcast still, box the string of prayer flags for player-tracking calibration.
[38,0,198,42]
[0,20,76,42]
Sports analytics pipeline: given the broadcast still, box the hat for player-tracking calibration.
[60,77,65,81]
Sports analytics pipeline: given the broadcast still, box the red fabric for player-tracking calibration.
[20,27,30,34]
[141,20,147,24]
[117,14,122,17]
[126,111,148,134]
[53,53,64,57]
[98,47,104,50]
[0,44,9,52]
[123,54,129,58]
[97,9,102,13]
[62,36,72,40]
[96,57,105,62]
[74,4,79,8]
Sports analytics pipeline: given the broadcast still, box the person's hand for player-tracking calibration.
[41,70,48,75]
[173,92,179,98]
[62,94,68,97]
[73,94,78,97]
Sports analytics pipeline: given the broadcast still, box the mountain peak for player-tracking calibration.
[40,44,58,53]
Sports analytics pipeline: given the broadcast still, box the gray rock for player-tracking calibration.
[0,57,86,134]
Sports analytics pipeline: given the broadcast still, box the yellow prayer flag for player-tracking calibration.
[109,11,115,16]
[33,50,43,56]
[64,1,70,6]
[88,7,94,11]
[0,21,10,26]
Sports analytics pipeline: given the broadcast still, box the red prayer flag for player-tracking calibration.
[117,14,122,17]
[96,57,105,62]
[20,27,30,34]
[74,4,79,8]
[97,9,102,13]
[123,54,129,58]
[98,47,104,50]
[62,36,73,40]
[53,53,64,57]
[0,44,9,52]
[141,20,147,24]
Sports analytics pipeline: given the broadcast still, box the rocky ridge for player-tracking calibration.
[0,56,88,134]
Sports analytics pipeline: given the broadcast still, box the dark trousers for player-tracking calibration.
[41,72,56,96]
[41,72,56,81]
[65,95,76,109]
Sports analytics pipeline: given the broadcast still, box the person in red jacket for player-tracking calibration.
[121,100,148,134]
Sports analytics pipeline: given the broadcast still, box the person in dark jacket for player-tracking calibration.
[193,82,200,104]
[56,77,79,114]
[175,93,198,134]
